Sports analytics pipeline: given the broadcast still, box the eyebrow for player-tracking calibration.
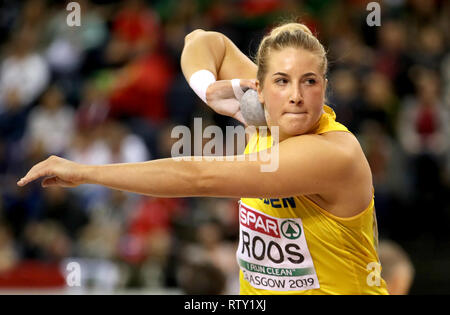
[272,72,317,78]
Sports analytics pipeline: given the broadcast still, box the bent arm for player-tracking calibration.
[180,30,258,128]
[181,30,257,81]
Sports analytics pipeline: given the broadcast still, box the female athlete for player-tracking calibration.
[17,22,388,295]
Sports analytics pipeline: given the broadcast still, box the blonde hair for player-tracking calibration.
[256,22,328,87]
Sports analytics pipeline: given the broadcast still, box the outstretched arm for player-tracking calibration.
[17,135,354,199]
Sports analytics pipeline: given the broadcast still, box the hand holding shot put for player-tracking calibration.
[203,79,260,126]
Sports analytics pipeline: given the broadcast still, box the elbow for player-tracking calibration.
[184,29,206,45]
[184,29,224,48]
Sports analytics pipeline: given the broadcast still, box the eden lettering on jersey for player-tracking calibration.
[259,197,296,208]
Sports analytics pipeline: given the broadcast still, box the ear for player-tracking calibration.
[255,80,265,105]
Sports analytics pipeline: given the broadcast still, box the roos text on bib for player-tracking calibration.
[237,202,320,291]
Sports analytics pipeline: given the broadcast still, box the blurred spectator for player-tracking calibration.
[0,89,30,144]
[177,258,226,295]
[75,81,110,132]
[139,228,173,288]
[66,118,149,212]
[77,214,121,260]
[111,0,160,58]
[22,220,71,261]
[24,85,75,156]
[0,222,18,273]
[379,240,415,295]
[101,119,150,163]
[406,0,440,35]
[397,67,450,242]
[39,186,88,240]
[358,119,409,238]
[81,118,151,164]
[106,49,175,158]
[66,125,111,211]
[121,197,183,264]
[162,0,207,62]
[166,74,199,127]
[19,0,48,35]
[411,25,446,71]
[328,69,361,131]
[0,1,21,46]
[42,0,107,104]
[397,67,449,156]
[194,220,239,294]
[359,71,400,135]
[374,20,410,91]
[107,52,174,124]
[118,197,184,288]
[43,0,108,73]
[67,126,109,166]
[174,196,240,294]
[0,28,49,113]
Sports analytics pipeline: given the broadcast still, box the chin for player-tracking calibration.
[282,118,312,135]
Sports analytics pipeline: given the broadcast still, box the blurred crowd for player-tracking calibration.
[0,0,449,294]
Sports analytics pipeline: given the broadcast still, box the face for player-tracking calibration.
[256,47,327,142]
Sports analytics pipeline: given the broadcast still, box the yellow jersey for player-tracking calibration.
[238,105,389,295]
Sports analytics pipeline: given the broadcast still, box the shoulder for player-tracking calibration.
[266,132,363,198]
[320,131,363,157]
[320,131,373,191]
[281,131,358,173]
[308,131,374,218]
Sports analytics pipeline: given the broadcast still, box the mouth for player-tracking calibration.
[284,112,307,115]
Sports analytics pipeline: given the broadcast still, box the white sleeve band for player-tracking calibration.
[189,70,216,104]
[231,79,245,100]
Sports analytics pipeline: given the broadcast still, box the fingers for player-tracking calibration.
[231,78,257,101]
[17,156,55,187]
[240,79,257,91]
[42,176,74,188]
[17,163,45,186]
[233,111,248,127]
[17,155,79,188]
[41,176,58,187]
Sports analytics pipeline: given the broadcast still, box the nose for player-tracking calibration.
[289,83,303,105]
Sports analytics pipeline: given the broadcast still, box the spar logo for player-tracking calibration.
[281,220,301,240]
[240,204,280,238]
[239,203,306,266]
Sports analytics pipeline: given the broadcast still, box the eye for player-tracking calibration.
[305,78,317,85]
[275,78,288,85]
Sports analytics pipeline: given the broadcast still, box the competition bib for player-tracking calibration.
[237,201,320,291]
